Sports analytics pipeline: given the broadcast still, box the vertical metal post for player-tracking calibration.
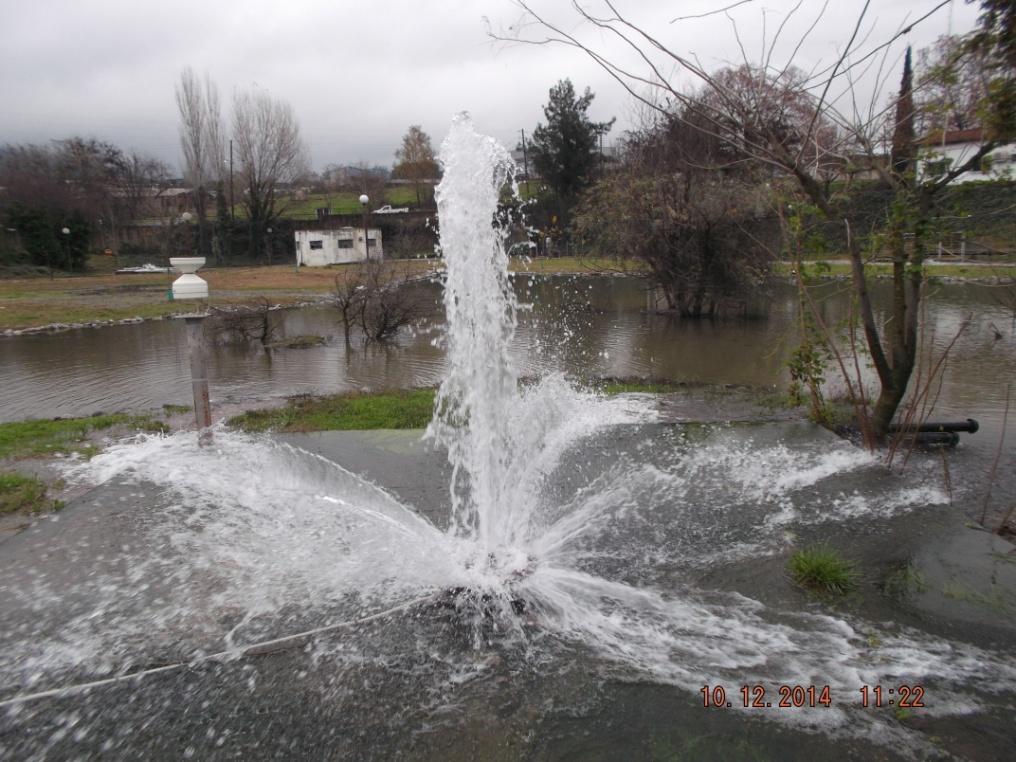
[229,139,234,222]
[185,315,213,446]
[363,209,370,260]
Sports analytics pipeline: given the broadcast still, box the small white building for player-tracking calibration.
[294,227,383,266]
[917,129,1016,184]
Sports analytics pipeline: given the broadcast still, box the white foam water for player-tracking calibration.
[4,116,1014,755]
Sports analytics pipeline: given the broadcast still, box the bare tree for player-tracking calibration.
[175,68,224,259]
[210,298,278,346]
[351,161,387,202]
[232,87,309,263]
[915,35,991,133]
[495,0,1011,442]
[333,268,367,344]
[332,260,426,344]
[393,126,439,207]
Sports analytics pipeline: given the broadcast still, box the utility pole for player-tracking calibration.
[519,128,530,195]
[229,139,235,222]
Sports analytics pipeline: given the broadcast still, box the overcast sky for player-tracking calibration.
[0,0,980,175]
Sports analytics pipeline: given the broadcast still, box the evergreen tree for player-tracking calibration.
[529,80,613,217]
[890,47,915,176]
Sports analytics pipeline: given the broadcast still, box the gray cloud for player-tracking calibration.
[0,0,979,173]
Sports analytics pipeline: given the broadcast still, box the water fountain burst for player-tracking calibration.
[3,116,1016,758]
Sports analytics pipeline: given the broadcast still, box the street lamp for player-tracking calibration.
[58,226,70,280]
[359,194,370,260]
[266,226,273,265]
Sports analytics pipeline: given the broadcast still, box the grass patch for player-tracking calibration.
[228,377,708,434]
[228,389,437,433]
[0,263,443,331]
[245,187,423,219]
[162,404,192,415]
[789,545,858,596]
[0,472,62,514]
[0,414,168,459]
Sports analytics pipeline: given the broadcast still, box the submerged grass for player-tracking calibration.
[789,545,858,596]
[0,472,63,514]
[228,389,437,433]
[0,414,168,459]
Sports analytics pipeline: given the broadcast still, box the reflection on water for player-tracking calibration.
[1,277,1014,450]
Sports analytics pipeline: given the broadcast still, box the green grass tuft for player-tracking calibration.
[228,389,436,433]
[789,545,858,596]
[0,472,57,514]
[0,414,168,459]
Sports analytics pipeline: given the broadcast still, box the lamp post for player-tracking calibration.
[178,212,193,260]
[169,256,212,446]
[359,194,370,260]
[58,226,70,280]
[266,226,273,265]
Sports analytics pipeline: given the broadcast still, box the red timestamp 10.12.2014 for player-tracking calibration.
[700,684,833,709]
[700,684,927,709]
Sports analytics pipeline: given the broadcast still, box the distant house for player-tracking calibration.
[917,129,1016,184]
[294,227,383,266]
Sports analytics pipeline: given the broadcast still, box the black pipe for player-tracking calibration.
[888,419,979,434]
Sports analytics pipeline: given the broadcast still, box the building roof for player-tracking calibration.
[919,128,988,147]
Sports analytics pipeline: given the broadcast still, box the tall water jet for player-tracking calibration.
[428,114,521,557]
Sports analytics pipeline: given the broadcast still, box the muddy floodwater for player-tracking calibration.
[2,275,1013,444]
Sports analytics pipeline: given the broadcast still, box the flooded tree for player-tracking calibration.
[573,114,775,317]
[210,298,278,347]
[333,260,426,344]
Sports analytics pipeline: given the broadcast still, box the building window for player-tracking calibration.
[366,238,376,248]
[337,239,353,249]
[309,240,324,250]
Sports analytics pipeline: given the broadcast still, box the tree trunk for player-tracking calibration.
[871,377,908,438]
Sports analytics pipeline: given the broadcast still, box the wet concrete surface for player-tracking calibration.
[0,423,1014,760]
